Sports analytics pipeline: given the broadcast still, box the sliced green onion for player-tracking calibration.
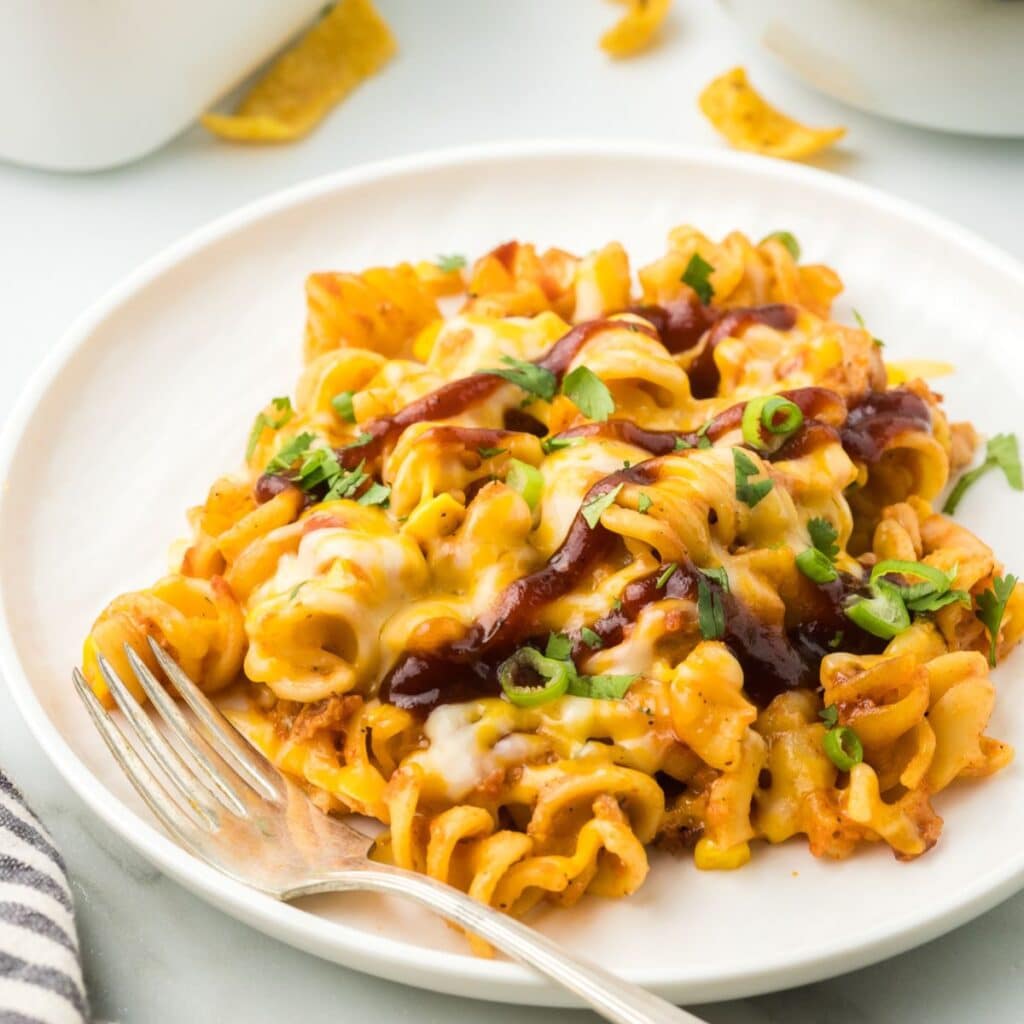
[870,560,953,602]
[845,582,910,639]
[741,395,803,451]
[331,391,356,423]
[505,459,544,510]
[796,548,839,584]
[823,725,863,771]
[498,648,571,707]
[761,396,803,435]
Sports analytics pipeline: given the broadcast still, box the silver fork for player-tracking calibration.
[72,639,704,1024]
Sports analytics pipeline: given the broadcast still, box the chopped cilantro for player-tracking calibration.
[356,482,391,507]
[819,705,839,728]
[760,231,801,261]
[977,574,1018,667]
[637,492,653,515]
[808,517,839,561]
[247,396,294,459]
[479,356,557,402]
[582,483,623,529]
[580,627,603,649]
[436,253,467,273]
[561,365,615,422]
[943,433,1022,515]
[681,253,715,304]
[344,431,374,449]
[567,673,637,700]
[733,449,773,508]
[477,446,507,459]
[696,576,726,639]
[265,431,316,474]
[541,435,582,455]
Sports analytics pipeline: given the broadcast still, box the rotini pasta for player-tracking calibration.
[82,228,1022,951]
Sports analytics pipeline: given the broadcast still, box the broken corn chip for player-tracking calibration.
[600,0,672,58]
[202,0,396,143]
[699,67,845,160]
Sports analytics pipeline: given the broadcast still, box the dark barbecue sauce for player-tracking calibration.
[841,388,931,464]
[686,304,797,398]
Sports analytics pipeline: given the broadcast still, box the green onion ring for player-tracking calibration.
[845,581,911,639]
[741,395,804,451]
[870,559,953,603]
[823,725,864,771]
[498,648,571,707]
[505,459,544,511]
[796,548,839,584]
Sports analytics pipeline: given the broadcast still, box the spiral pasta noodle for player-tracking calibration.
[82,226,1022,950]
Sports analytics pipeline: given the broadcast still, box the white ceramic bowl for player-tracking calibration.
[0,0,324,172]
[719,0,1024,137]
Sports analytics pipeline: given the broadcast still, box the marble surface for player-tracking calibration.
[1,1,1023,1020]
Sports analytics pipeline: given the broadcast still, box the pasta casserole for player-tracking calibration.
[81,227,1024,952]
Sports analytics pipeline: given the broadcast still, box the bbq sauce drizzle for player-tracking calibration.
[380,453,888,716]
[254,299,930,712]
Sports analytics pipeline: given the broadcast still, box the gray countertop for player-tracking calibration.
[2,1,1023,1020]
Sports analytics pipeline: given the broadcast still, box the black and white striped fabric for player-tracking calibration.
[0,773,88,1024]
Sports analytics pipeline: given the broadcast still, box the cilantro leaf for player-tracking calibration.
[819,705,839,728]
[479,356,557,402]
[733,449,773,508]
[580,627,603,649]
[436,253,467,273]
[561,366,615,422]
[637,492,653,514]
[567,673,637,700]
[247,397,294,459]
[477,446,507,459]
[808,517,840,561]
[331,391,356,423]
[697,576,726,639]
[760,231,801,261]
[356,482,391,507]
[541,435,582,455]
[545,632,573,661]
[582,483,623,529]
[344,431,374,449]
[944,433,1022,515]
[673,436,692,451]
[977,574,1017,667]
[265,431,315,474]
[681,253,715,304]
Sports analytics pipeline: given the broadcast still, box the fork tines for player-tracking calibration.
[72,638,283,848]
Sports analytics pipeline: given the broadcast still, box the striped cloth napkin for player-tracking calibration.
[0,772,88,1024]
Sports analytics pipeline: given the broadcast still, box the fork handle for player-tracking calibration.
[289,863,702,1024]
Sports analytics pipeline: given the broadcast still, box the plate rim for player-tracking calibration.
[3,139,1024,1005]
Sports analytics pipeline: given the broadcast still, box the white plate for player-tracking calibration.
[2,141,1024,1007]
